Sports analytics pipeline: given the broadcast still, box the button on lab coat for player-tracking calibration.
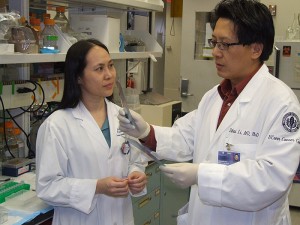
[36,100,146,225]
[154,64,300,225]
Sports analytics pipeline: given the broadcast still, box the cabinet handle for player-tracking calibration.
[155,167,160,173]
[139,197,152,208]
[146,172,152,177]
[155,188,160,196]
[154,211,160,219]
[142,219,152,225]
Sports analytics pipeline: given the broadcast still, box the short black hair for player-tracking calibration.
[59,39,113,109]
[210,0,274,62]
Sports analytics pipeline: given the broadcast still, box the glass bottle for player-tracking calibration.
[4,121,19,159]
[53,6,70,33]
[12,128,25,158]
[286,13,300,40]
[40,18,59,53]
[0,0,7,13]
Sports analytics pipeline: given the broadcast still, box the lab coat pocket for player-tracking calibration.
[231,144,256,160]
[177,203,189,225]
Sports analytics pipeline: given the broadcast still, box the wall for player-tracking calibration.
[152,11,166,94]
[163,2,182,101]
[163,0,221,111]
[179,0,221,112]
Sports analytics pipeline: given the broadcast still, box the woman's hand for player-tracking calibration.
[127,171,147,194]
[96,177,129,197]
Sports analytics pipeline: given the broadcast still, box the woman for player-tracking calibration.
[36,39,147,225]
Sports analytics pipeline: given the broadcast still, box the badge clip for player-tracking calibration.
[226,143,233,151]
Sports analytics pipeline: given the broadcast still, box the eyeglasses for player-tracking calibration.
[208,39,243,51]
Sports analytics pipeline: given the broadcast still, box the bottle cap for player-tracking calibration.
[30,18,41,26]
[56,6,65,13]
[43,13,51,20]
[44,18,55,26]
[4,121,13,129]
[19,16,26,25]
[12,128,21,136]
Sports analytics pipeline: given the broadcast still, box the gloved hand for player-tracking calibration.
[118,108,150,139]
[159,163,199,189]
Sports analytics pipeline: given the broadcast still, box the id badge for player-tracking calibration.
[218,151,240,165]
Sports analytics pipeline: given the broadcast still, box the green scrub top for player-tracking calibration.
[101,117,111,148]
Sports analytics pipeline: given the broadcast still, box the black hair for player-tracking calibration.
[210,0,274,62]
[59,39,113,109]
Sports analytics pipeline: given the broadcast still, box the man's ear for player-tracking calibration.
[251,43,263,59]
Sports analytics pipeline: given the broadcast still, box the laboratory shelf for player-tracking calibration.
[0,53,66,64]
[30,0,164,12]
[74,0,164,12]
[0,51,162,64]
[0,30,162,64]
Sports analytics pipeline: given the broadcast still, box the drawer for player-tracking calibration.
[132,162,161,204]
[135,210,160,225]
[133,188,160,224]
[145,162,161,192]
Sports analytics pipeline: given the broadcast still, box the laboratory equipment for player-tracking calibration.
[274,40,300,207]
[0,180,30,203]
[2,158,34,177]
[274,40,300,100]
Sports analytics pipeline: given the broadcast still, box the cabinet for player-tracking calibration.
[132,162,190,225]
[133,162,161,225]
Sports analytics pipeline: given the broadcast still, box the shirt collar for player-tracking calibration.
[218,65,262,100]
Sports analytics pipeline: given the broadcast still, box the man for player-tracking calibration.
[118,0,300,224]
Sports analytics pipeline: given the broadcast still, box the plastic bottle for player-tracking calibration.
[0,127,6,162]
[30,18,41,48]
[30,18,41,33]
[53,6,69,33]
[40,18,59,53]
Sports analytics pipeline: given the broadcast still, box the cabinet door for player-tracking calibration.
[160,162,190,225]
[133,163,161,224]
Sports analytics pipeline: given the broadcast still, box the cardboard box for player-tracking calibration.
[70,14,120,52]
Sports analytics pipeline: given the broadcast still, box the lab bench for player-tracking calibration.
[0,161,189,225]
[0,172,53,225]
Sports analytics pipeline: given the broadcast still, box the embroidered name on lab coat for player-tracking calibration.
[229,128,259,137]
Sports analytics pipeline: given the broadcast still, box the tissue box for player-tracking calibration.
[0,44,14,53]
[70,14,120,52]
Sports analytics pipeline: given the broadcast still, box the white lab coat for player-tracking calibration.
[154,64,300,225]
[36,99,146,225]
